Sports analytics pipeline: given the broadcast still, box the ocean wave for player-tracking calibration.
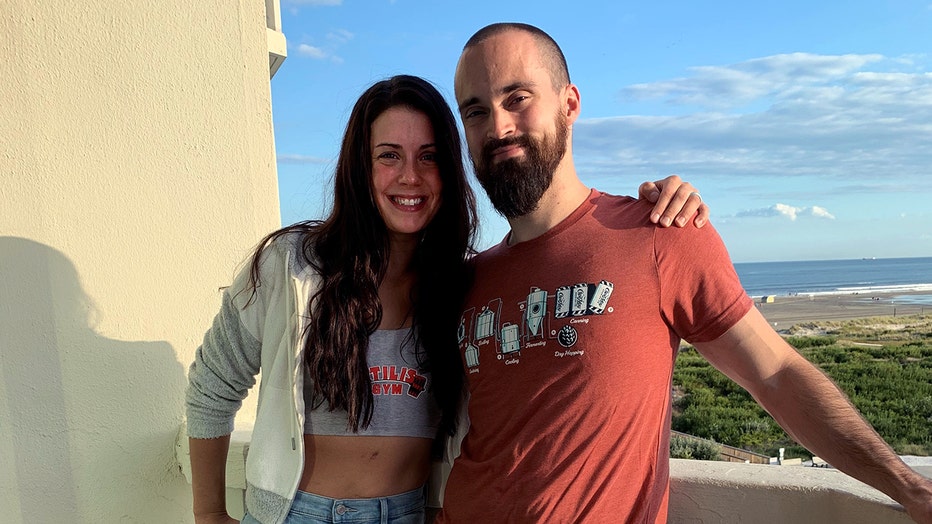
[818,283,932,295]
[748,283,932,300]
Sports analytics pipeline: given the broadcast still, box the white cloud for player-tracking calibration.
[809,206,836,219]
[296,44,344,63]
[735,203,836,221]
[573,52,932,191]
[297,44,328,59]
[284,0,342,5]
[296,29,352,63]
[773,203,800,220]
[326,29,354,44]
[277,153,331,164]
[620,53,883,108]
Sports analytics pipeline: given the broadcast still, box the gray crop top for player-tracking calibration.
[303,328,442,438]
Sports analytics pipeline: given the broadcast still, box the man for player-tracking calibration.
[438,22,932,523]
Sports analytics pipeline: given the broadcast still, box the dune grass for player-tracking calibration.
[673,314,932,459]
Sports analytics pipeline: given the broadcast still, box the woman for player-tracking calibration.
[185,75,706,524]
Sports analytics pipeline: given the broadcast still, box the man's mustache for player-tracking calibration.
[481,135,531,163]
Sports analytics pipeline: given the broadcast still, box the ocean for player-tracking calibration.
[733,257,932,303]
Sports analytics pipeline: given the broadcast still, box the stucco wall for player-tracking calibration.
[0,1,280,521]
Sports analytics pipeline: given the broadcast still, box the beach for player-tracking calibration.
[754,290,932,330]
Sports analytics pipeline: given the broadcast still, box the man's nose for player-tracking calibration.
[488,107,515,140]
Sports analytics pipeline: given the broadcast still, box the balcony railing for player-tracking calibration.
[265,0,286,77]
[175,424,921,522]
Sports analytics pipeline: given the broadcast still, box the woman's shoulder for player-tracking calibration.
[265,227,321,278]
[268,229,304,254]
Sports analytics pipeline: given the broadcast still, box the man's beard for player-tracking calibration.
[473,115,568,219]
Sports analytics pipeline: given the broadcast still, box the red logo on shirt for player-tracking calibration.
[368,365,427,398]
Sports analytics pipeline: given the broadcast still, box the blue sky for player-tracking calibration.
[271,0,932,263]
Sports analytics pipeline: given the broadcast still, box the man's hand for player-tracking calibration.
[638,174,708,228]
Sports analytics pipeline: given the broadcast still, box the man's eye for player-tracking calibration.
[464,109,486,119]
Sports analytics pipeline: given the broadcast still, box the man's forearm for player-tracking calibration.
[696,308,932,522]
[757,356,928,511]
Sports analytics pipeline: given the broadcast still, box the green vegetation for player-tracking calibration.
[670,434,722,460]
[672,314,932,459]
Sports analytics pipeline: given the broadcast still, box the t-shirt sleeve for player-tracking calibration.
[654,222,752,343]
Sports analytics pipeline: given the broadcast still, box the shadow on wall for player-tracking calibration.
[0,237,189,522]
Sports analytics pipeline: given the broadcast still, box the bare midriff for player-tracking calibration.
[298,434,433,498]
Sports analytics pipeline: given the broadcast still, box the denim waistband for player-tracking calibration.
[283,484,426,523]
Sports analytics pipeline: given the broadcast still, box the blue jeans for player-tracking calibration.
[241,485,426,524]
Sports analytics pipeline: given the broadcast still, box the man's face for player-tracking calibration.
[454,31,571,218]
[472,112,567,218]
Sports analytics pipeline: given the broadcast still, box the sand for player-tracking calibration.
[754,290,932,329]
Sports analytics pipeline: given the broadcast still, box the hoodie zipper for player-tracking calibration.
[287,251,303,498]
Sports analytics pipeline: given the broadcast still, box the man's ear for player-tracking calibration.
[564,83,581,125]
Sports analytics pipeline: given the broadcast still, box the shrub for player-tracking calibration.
[670,434,722,460]
[673,323,932,456]
[785,335,837,349]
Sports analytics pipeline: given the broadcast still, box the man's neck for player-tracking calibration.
[506,164,589,246]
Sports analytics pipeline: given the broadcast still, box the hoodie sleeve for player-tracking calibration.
[185,243,285,438]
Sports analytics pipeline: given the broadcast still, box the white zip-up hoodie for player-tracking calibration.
[186,233,318,524]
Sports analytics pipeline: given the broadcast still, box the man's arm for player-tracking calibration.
[637,174,708,228]
[693,307,932,523]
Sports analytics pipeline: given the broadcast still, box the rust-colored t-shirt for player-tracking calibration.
[439,190,752,523]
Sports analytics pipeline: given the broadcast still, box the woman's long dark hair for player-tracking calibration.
[249,75,477,436]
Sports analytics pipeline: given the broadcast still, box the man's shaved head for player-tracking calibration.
[462,23,570,91]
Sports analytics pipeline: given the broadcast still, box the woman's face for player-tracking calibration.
[370,106,443,240]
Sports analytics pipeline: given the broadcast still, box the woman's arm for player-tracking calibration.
[189,436,238,524]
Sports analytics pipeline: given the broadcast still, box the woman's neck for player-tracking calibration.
[378,237,418,329]
[385,234,418,280]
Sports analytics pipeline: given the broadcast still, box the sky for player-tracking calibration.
[270,0,932,263]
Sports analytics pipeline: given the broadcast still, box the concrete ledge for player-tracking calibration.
[173,427,917,523]
[669,459,911,523]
